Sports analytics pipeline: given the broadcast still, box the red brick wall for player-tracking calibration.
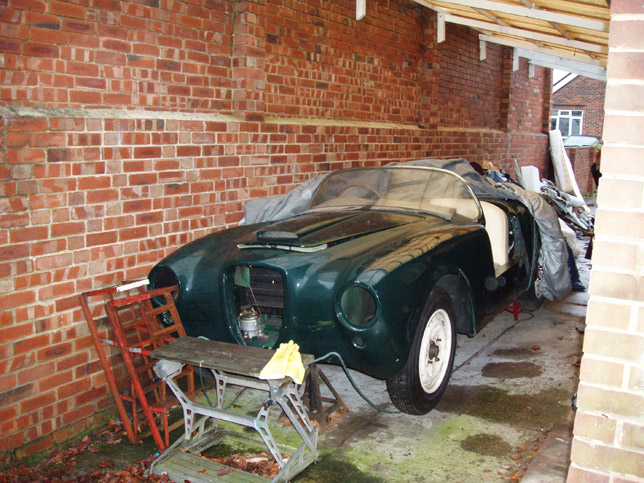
[509,58,552,134]
[436,24,505,130]
[552,76,606,138]
[0,0,234,112]
[264,0,424,123]
[565,147,598,195]
[0,0,551,455]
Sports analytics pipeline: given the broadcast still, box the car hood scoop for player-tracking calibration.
[239,211,421,251]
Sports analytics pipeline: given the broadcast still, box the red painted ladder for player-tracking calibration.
[79,281,194,451]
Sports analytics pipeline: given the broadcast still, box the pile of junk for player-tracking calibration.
[484,130,595,294]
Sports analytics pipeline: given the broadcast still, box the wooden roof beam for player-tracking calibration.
[410,0,608,32]
[479,33,606,72]
[516,47,607,80]
[474,7,511,27]
[445,14,608,54]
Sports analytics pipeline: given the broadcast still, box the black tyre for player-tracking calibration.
[386,288,457,415]
[517,280,544,311]
[517,260,544,312]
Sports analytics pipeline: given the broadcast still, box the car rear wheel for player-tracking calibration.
[518,260,544,312]
[386,288,457,415]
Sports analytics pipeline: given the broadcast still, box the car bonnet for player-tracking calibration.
[237,210,429,252]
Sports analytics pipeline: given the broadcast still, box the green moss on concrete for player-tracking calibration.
[297,452,386,482]
[439,385,573,429]
[460,433,512,456]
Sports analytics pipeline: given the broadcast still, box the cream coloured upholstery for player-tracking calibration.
[480,201,510,277]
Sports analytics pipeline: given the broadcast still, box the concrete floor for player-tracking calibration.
[293,249,590,482]
[18,251,588,482]
[295,289,586,482]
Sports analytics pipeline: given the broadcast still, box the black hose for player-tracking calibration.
[307,352,400,414]
[197,367,214,407]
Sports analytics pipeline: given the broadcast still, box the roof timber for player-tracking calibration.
[424,0,608,31]
[445,14,607,54]
[407,0,609,76]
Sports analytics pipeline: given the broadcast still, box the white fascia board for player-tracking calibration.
[446,14,607,54]
[478,34,605,68]
[414,0,608,32]
[553,73,578,93]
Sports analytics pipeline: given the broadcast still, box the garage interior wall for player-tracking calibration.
[0,0,551,455]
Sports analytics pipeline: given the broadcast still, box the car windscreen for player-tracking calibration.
[307,167,482,222]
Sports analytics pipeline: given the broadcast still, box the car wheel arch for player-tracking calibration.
[432,272,477,337]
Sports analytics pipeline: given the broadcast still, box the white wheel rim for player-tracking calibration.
[418,308,452,394]
[534,260,544,299]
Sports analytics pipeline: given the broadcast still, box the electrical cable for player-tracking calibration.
[197,367,213,407]
[307,351,400,414]
[197,365,248,409]
[224,387,248,410]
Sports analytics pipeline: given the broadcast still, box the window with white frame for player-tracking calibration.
[550,109,583,137]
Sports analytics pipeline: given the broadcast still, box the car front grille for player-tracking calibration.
[244,266,285,316]
[228,265,285,347]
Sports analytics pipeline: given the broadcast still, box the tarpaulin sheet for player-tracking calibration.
[241,158,571,301]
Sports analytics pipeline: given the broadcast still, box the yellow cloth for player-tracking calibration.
[259,340,305,384]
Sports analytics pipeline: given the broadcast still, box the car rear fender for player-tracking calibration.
[433,272,477,336]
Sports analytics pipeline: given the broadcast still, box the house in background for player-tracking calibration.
[551,73,606,138]
[551,73,606,194]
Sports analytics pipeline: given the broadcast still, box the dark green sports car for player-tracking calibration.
[149,163,543,414]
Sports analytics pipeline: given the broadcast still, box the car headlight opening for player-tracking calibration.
[150,266,179,297]
[339,285,377,327]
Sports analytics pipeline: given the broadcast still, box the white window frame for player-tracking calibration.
[550,109,583,137]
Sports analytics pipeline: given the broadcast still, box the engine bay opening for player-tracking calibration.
[233,265,285,348]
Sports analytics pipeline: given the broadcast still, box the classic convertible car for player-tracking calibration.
[148,162,545,415]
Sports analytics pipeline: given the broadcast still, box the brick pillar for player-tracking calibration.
[419,12,440,129]
[500,47,513,132]
[232,0,266,121]
[541,68,553,134]
[568,0,644,480]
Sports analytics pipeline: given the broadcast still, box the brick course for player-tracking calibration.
[1,0,551,455]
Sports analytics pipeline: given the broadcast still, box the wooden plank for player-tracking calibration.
[153,451,267,482]
[150,336,314,379]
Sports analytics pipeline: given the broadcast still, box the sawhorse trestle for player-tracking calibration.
[149,336,319,482]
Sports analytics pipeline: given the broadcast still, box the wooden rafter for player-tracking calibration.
[410,0,610,71]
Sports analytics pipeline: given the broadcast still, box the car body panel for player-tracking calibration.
[149,166,539,380]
